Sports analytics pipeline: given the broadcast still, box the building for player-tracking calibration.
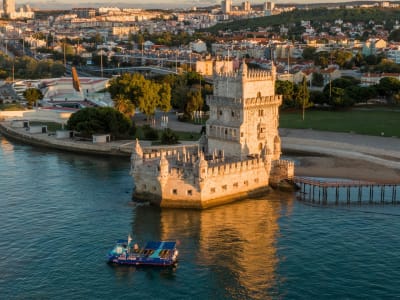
[3,0,15,18]
[221,0,232,14]
[71,8,96,19]
[130,62,294,209]
[264,1,275,16]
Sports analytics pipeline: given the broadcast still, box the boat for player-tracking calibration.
[107,237,179,266]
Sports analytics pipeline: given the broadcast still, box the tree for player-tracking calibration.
[137,80,161,121]
[377,77,400,101]
[314,51,329,68]
[113,94,135,118]
[388,28,400,42]
[185,90,203,118]
[23,88,43,108]
[302,46,316,60]
[311,72,324,87]
[161,128,179,144]
[275,80,294,107]
[334,50,353,68]
[294,77,310,120]
[67,107,133,139]
[329,87,348,107]
[158,83,172,113]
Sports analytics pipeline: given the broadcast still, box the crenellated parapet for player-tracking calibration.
[214,68,274,82]
[205,156,267,178]
[243,95,282,107]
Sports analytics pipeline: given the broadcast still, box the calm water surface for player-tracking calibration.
[1,135,400,299]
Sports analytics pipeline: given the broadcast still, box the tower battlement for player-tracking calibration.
[214,63,275,83]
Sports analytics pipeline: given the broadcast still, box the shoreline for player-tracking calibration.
[1,121,400,183]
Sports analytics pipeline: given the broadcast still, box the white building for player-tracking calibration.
[190,39,207,53]
[387,48,400,64]
[221,0,232,14]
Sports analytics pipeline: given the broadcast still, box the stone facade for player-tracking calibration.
[130,62,294,208]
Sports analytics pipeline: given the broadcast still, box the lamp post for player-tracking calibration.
[175,49,178,73]
[63,36,67,68]
[100,49,103,78]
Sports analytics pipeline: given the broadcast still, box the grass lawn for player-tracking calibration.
[134,125,201,142]
[280,108,400,137]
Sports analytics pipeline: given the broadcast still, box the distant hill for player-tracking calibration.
[204,7,400,34]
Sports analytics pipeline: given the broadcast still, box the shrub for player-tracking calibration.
[142,125,159,140]
[161,128,179,144]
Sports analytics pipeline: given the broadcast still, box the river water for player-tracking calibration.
[1,135,400,299]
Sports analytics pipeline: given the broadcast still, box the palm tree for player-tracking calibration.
[113,94,135,118]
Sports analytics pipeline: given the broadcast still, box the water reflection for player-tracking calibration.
[132,192,294,298]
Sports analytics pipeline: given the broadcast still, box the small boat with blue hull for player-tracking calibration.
[107,239,179,266]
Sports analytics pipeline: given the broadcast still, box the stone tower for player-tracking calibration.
[3,0,15,17]
[206,62,282,160]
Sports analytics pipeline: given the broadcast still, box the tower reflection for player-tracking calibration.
[133,192,294,298]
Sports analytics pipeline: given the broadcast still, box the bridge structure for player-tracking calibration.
[82,65,214,84]
[294,176,400,205]
[84,65,180,77]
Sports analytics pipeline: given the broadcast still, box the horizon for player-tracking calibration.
[17,0,380,10]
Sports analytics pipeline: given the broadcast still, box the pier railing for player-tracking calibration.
[294,177,400,204]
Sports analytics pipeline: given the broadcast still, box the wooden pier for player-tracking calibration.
[294,177,400,205]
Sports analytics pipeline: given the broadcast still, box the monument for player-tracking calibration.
[130,62,294,209]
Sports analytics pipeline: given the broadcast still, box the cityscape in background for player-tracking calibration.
[0,0,399,106]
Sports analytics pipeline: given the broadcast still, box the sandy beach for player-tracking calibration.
[281,129,400,183]
[293,155,400,182]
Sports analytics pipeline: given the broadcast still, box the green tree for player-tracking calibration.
[23,88,43,108]
[137,80,161,121]
[329,87,348,107]
[67,107,133,138]
[377,77,400,101]
[334,50,353,68]
[185,90,203,118]
[108,72,146,107]
[311,72,324,87]
[158,83,172,113]
[161,128,179,144]
[275,80,294,107]
[388,28,400,42]
[113,94,135,118]
[295,77,310,120]
[314,51,329,68]
[302,46,316,60]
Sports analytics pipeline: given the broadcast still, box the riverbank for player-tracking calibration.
[0,121,134,158]
[1,120,400,183]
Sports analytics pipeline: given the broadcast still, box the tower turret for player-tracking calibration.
[158,151,169,186]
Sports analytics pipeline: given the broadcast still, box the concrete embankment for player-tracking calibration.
[0,122,134,158]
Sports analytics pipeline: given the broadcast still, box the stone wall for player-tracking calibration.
[0,109,72,123]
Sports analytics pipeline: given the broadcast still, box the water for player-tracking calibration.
[1,135,400,299]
